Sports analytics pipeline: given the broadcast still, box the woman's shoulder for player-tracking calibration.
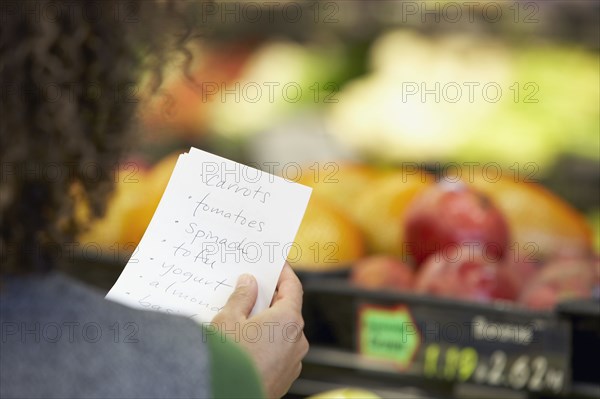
[0,272,212,398]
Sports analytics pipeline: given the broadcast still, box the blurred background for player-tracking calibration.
[78,1,599,398]
[82,1,600,264]
[83,0,599,255]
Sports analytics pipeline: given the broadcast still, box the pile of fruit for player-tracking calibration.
[293,163,598,311]
[79,153,180,256]
[80,156,598,310]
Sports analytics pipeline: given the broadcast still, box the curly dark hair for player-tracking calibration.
[0,0,205,274]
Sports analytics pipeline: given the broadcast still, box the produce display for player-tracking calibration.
[80,154,598,314]
[293,163,597,311]
[65,3,598,398]
[327,30,599,168]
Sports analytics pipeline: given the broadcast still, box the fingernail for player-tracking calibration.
[237,274,253,288]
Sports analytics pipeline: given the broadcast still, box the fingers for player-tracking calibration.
[289,335,309,395]
[220,274,258,320]
[272,264,303,312]
[272,336,308,399]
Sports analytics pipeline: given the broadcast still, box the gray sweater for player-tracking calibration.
[0,273,211,398]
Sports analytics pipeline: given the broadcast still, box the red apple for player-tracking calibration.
[350,255,414,291]
[519,257,594,310]
[404,180,509,267]
[414,245,520,303]
[501,258,543,296]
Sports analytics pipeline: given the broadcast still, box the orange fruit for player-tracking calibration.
[79,164,149,252]
[297,162,380,221]
[119,153,180,246]
[467,172,593,260]
[289,196,365,272]
[353,170,433,259]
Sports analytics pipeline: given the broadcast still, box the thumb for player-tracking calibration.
[221,274,258,319]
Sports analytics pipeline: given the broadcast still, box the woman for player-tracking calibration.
[0,1,308,397]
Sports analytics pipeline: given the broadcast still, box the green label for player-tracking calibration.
[359,305,421,369]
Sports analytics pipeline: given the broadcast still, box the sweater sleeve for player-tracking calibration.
[203,326,265,399]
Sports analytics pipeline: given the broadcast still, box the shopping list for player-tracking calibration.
[106,147,312,323]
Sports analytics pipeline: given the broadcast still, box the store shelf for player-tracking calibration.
[300,277,600,399]
[66,256,599,398]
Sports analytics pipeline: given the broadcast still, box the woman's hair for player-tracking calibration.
[0,0,203,274]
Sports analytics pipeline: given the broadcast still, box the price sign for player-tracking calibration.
[358,305,421,370]
[355,299,571,395]
[302,285,572,396]
[416,312,571,394]
[423,345,566,393]
[423,344,478,382]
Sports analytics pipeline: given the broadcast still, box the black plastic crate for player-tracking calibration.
[300,276,600,399]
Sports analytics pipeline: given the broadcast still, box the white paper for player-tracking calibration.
[106,148,312,323]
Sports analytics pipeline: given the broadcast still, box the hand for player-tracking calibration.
[212,264,309,398]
